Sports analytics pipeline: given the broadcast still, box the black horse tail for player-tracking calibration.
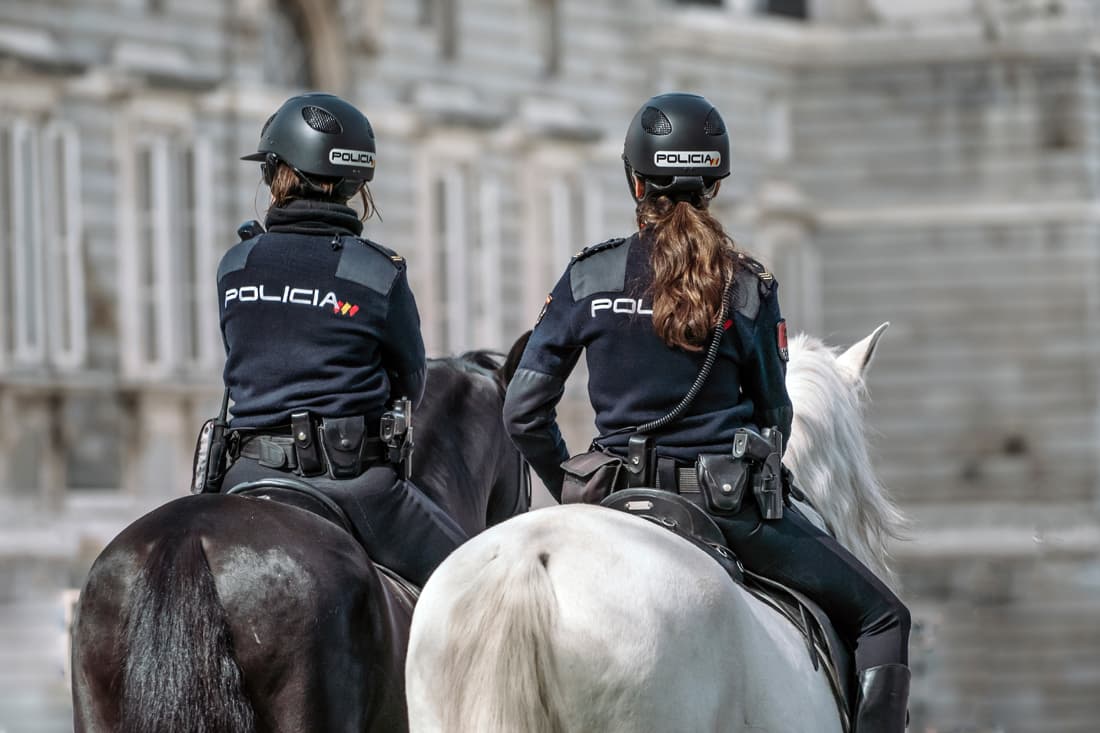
[120,533,256,733]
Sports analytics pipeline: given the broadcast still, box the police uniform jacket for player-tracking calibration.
[503,232,793,500]
[218,199,426,428]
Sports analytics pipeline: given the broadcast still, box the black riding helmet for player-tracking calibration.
[242,93,376,200]
[622,93,730,202]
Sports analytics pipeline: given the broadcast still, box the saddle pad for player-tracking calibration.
[742,568,854,732]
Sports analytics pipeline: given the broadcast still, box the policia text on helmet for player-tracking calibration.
[622,92,731,204]
[242,92,379,214]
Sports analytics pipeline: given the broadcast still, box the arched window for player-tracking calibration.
[263,0,315,89]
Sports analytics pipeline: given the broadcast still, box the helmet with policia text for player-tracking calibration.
[622,92,730,202]
[242,93,376,199]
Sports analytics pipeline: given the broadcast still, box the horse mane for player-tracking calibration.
[429,332,531,395]
[783,333,909,589]
[429,351,505,395]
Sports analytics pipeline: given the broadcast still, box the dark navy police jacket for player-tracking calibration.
[503,232,794,500]
[218,200,426,429]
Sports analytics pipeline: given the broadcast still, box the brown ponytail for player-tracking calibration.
[636,194,739,352]
[268,163,377,220]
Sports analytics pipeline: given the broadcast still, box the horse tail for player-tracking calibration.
[438,548,565,733]
[119,533,256,733]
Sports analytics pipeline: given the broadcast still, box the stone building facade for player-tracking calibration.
[0,0,1098,730]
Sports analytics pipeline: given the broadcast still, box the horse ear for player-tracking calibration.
[499,331,533,389]
[837,322,889,379]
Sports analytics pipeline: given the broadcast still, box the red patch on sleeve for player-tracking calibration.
[535,294,553,327]
[777,320,789,361]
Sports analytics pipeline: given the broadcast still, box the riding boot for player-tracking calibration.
[853,664,910,732]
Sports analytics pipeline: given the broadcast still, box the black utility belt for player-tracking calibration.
[236,413,385,480]
[562,427,790,520]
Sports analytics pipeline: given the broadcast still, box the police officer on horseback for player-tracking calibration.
[213,92,466,586]
[503,92,911,732]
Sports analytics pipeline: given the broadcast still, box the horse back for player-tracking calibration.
[408,504,841,733]
[72,494,413,733]
[417,359,522,534]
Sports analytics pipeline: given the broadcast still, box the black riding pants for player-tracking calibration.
[711,501,910,673]
[224,458,468,586]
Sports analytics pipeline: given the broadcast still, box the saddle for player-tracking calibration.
[227,477,356,534]
[225,478,419,599]
[600,489,855,732]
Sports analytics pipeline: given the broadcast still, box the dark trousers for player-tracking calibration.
[711,501,911,673]
[224,457,468,586]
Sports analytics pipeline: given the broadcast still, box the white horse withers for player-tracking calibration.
[406,324,906,733]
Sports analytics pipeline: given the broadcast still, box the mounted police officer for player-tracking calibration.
[503,92,911,731]
[216,92,466,586]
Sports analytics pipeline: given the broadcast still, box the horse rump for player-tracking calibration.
[71,528,257,733]
[408,544,566,733]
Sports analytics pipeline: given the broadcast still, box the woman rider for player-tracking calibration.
[217,92,467,586]
[502,92,911,732]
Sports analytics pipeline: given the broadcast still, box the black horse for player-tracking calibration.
[70,345,528,733]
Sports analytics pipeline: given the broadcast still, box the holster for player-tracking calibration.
[732,426,785,520]
[380,397,414,480]
[695,453,749,515]
[191,418,234,494]
[319,415,368,479]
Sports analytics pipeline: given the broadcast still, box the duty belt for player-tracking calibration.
[237,433,385,475]
[654,457,701,498]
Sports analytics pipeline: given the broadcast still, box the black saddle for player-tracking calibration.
[226,477,356,537]
[600,488,855,732]
[602,488,742,582]
[225,478,423,592]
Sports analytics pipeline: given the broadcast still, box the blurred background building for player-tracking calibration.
[1,0,1098,729]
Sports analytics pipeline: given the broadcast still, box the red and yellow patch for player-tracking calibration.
[334,301,360,317]
[777,319,789,361]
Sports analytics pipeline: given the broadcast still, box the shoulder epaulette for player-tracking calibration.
[572,237,627,263]
[356,237,406,268]
[738,253,776,290]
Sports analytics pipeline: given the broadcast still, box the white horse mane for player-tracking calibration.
[784,329,908,589]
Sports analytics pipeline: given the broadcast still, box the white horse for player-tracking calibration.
[406,324,906,733]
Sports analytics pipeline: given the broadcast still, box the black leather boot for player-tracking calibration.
[854,664,910,732]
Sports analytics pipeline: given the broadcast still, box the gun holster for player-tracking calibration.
[732,426,785,520]
[380,397,413,479]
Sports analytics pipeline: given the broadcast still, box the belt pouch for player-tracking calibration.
[560,449,624,504]
[625,434,654,488]
[696,453,749,516]
[291,411,324,477]
[320,415,367,479]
